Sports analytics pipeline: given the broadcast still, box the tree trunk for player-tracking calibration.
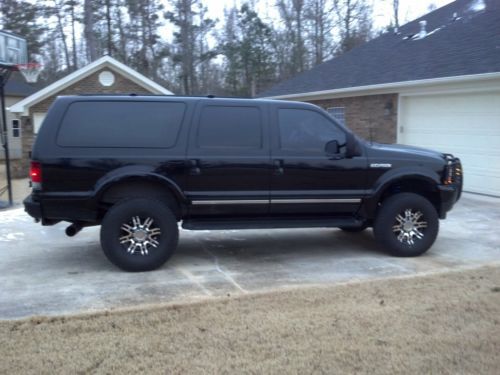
[393,0,400,29]
[84,0,97,61]
[70,2,78,69]
[115,4,127,63]
[54,1,71,70]
[105,0,113,56]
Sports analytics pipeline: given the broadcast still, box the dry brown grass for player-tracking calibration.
[1,266,500,374]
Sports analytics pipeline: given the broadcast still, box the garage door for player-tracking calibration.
[399,91,500,196]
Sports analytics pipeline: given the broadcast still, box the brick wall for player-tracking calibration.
[309,93,398,144]
[13,68,157,178]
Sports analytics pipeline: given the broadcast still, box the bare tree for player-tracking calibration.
[104,0,113,56]
[292,0,305,72]
[305,0,335,65]
[393,0,400,29]
[115,2,127,63]
[333,0,373,55]
[66,0,79,69]
[52,0,72,69]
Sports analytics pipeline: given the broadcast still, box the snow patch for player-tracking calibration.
[469,0,486,12]
[0,208,29,224]
[0,232,25,242]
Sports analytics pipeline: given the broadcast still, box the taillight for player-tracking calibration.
[30,161,42,185]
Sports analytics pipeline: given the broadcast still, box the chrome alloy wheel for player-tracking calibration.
[392,209,427,246]
[119,216,161,255]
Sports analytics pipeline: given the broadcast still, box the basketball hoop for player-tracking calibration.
[16,62,42,83]
[0,30,34,207]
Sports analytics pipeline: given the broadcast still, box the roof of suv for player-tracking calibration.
[56,94,315,108]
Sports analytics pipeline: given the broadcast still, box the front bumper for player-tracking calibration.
[437,184,461,219]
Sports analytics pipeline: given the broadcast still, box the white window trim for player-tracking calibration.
[327,106,346,125]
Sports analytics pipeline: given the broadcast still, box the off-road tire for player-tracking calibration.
[374,193,439,257]
[100,198,179,271]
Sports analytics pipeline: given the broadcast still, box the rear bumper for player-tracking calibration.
[23,192,99,225]
[23,195,42,222]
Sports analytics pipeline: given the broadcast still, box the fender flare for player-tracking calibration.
[361,167,442,218]
[93,166,187,204]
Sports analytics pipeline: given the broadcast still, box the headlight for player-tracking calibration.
[443,155,462,185]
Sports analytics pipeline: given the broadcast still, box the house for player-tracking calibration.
[258,0,500,197]
[9,55,173,177]
[1,72,36,162]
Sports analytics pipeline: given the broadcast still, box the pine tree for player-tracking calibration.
[165,0,216,95]
[220,3,275,97]
[0,0,45,59]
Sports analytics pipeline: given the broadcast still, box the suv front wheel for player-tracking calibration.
[374,193,439,257]
[100,198,179,271]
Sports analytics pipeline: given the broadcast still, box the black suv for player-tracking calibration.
[24,96,462,271]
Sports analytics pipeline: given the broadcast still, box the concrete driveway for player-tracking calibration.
[1,193,499,319]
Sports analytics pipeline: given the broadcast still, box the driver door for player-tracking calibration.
[270,106,367,216]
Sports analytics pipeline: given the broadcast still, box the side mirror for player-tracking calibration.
[325,140,341,156]
[345,132,359,158]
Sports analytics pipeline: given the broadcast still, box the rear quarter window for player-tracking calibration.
[57,101,186,148]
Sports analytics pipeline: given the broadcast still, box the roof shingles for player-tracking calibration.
[258,0,500,97]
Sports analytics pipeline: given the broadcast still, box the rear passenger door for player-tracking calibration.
[186,100,271,217]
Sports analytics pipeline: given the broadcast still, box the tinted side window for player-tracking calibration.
[197,106,262,149]
[57,101,185,148]
[278,108,346,152]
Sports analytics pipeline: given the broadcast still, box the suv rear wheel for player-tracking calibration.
[100,198,179,271]
[374,193,438,257]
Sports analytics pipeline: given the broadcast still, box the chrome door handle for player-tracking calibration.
[273,159,284,175]
[189,159,201,175]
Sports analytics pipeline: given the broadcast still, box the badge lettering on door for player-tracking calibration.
[370,163,392,168]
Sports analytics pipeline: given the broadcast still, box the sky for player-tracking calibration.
[198,0,456,31]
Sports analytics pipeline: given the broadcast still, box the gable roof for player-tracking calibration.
[258,0,500,99]
[4,72,37,97]
[10,55,173,115]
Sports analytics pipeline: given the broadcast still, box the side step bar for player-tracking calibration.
[182,217,364,230]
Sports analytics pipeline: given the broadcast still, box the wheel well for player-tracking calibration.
[379,179,440,212]
[99,179,183,219]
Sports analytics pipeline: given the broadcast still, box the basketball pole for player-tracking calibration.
[0,68,14,206]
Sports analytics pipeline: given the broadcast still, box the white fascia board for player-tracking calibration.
[10,56,173,115]
[263,72,500,101]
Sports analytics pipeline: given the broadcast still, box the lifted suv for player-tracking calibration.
[24,96,462,271]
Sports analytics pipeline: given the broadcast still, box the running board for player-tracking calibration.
[182,217,364,230]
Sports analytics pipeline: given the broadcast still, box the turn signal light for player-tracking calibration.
[30,161,42,184]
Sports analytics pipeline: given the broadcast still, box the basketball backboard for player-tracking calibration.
[0,30,27,66]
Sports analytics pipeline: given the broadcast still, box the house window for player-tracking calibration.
[12,119,20,137]
[327,107,346,126]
